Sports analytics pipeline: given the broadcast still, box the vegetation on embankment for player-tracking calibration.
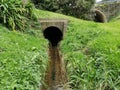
[95,2,120,21]
[111,15,120,22]
[0,9,120,90]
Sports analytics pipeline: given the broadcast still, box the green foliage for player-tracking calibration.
[0,10,120,90]
[0,25,47,89]
[63,21,120,89]
[110,15,120,22]
[32,0,95,20]
[36,10,120,89]
[0,0,36,31]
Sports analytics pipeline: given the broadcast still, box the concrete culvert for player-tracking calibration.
[43,26,63,46]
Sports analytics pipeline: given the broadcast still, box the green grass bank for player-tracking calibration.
[0,10,120,90]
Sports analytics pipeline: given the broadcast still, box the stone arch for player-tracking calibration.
[94,9,107,23]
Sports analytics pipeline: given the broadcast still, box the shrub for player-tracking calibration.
[0,0,36,31]
[31,0,95,20]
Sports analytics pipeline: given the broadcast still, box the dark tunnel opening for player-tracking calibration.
[43,26,63,46]
[94,9,106,23]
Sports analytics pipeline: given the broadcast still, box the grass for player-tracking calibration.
[110,15,120,22]
[0,25,48,90]
[0,9,120,90]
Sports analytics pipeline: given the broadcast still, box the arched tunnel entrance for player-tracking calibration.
[94,9,107,23]
[43,26,63,46]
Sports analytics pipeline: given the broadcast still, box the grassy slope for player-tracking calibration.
[0,25,48,90]
[111,15,120,22]
[0,10,120,90]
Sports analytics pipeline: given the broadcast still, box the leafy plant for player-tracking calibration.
[0,0,36,31]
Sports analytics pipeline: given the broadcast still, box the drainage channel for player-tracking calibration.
[39,19,68,90]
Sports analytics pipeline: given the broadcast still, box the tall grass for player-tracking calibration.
[0,0,36,31]
[0,9,120,90]
[0,25,48,89]
[61,21,120,89]
[34,9,120,89]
